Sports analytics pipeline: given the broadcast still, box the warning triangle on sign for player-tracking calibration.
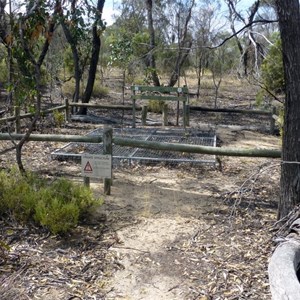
[84,161,93,172]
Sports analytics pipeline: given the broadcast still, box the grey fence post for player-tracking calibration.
[103,127,113,195]
[84,176,90,187]
[14,106,20,133]
[183,101,187,129]
[142,105,148,126]
[162,103,168,127]
[186,104,190,127]
[65,98,70,122]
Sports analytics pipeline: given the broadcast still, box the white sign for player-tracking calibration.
[81,154,112,179]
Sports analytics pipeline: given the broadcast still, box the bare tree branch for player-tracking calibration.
[205,19,278,50]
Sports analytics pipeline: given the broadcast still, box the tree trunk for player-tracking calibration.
[145,0,160,87]
[61,22,82,105]
[196,59,201,100]
[0,0,7,42]
[78,0,105,115]
[226,0,261,76]
[13,4,56,174]
[168,0,194,87]
[276,0,300,219]
[168,41,192,87]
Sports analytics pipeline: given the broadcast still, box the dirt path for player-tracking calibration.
[98,167,218,299]
[87,131,280,299]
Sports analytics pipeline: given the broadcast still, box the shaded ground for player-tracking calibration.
[0,78,281,299]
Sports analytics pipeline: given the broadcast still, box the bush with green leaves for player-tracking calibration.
[92,85,109,98]
[148,100,164,113]
[0,169,103,234]
[261,34,284,93]
[0,45,7,84]
[53,109,65,127]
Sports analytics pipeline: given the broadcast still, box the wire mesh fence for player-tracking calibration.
[51,128,217,166]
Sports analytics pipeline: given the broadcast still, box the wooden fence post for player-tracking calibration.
[185,104,190,127]
[132,98,136,128]
[132,85,137,129]
[162,103,168,127]
[103,127,113,195]
[65,98,70,122]
[84,176,90,187]
[183,101,187,129]
[14,106,20,133]
[142,105,148,126]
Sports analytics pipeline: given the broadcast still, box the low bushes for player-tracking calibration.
[148,100,164,113]
[0,169,103,234]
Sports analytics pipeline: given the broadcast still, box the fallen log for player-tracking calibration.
[190,106,272,115]
[269,238,300,300]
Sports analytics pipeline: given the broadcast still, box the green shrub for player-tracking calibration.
[62,78,109,99]
[0,45,7,84]
[0,240,10,263]
[148,100,164,113]
[46,178,97,212]
[133,78,145,86]
[92,85,109,98]
[0,59,7,84]
[277,108,284,138]
[62,79,77,98]
[35,197,80,235]
[53,109,65,127]
[0,169,43,221]
[0,170,102,234]
[261,34,284,93]
[255,89,272,109]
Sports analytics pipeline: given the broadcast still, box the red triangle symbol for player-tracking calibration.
[84,161,93,172]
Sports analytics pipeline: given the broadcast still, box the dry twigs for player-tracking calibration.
[0,223,121,300]
[162,213,273,299]
[222,161,280,218]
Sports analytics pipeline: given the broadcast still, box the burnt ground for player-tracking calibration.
[0,77,281,299]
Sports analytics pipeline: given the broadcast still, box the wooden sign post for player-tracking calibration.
[81,127,113,195]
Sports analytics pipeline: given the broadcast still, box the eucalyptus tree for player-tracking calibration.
[156,0,195,87]
[275,0,300,218]
[258,0,278,37]
[108,0,150,83]
[57,0,106,115]
[78,0,105,115]
[114,0,146,33]
[225,0,268,76]
[0,0,60,172]
[190,0,221,99]
[209,36,239,107]
[0,0,105,170]
[113,0,195,87]
[145,0,160,86]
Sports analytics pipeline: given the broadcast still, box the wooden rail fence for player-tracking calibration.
[131,85,190,128]
[0,98,276,133]
[190,106,276,134]
[0,132,281,158]
[0,129,281,192]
